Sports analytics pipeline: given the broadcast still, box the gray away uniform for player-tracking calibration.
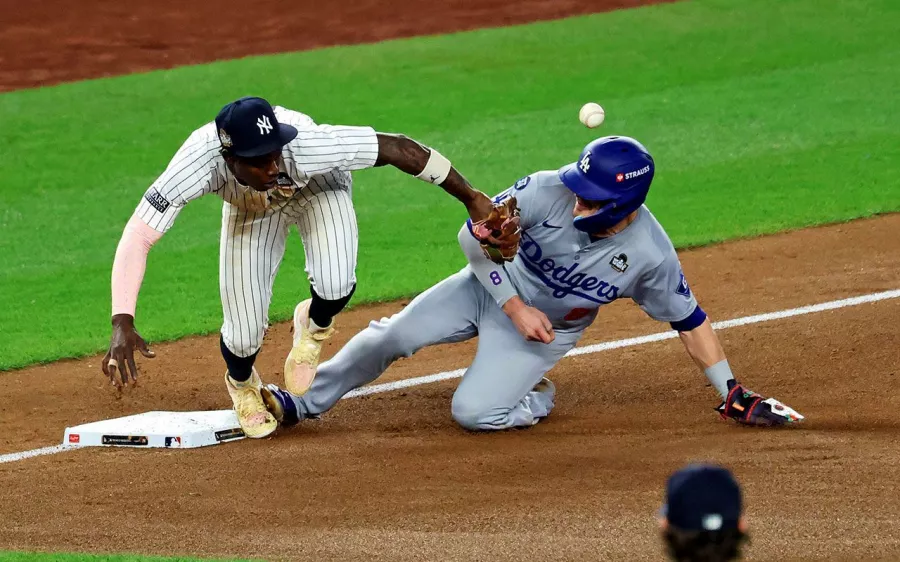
[282,170,699,430]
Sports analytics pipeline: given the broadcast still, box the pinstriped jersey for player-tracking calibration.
[135,107,379,232]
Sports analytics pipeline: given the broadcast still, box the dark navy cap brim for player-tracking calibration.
[231,123,298,157]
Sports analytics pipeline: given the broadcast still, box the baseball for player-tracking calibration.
[579,102,605,128]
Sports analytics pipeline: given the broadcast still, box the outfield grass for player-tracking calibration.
[0,0,898,370]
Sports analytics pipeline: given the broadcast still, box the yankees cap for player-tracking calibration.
[215,96,298,158]
[660,463,742,532]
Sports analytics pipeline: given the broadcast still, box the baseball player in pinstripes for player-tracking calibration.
[259,136,805,432]
[102,96,505,439]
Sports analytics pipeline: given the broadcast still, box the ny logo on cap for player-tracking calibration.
[579,153,591,174]
[257,115,273,135]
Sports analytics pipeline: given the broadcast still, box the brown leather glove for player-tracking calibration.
[470,197,521,264]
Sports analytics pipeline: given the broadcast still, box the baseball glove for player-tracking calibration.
[716,380,804,427]
[470,197,521,264]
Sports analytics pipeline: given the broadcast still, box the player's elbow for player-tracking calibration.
[374,133,414,167]
[457,221,485,260]
[670,305,707,332]
[457,220,473,244]
[375,132,412,148]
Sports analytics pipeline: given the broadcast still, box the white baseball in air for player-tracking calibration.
[579,102,605,128]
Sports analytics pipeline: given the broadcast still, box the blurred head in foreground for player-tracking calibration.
[660,463,748,562]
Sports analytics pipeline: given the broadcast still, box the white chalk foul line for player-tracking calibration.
[343,289,900,396]
[0,444,76,464]
[345,369,466,398]
[2,288,898,465]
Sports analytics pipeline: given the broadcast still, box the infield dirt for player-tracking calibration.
[1,0,898,560]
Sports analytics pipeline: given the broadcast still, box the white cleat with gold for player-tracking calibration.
[284,299,335,396]
[225,368,278,439]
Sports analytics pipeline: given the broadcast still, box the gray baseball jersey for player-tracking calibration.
[474,170,698,332]
[276,169,700,431]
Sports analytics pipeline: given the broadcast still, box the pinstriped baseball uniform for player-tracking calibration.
[135,107,379,357]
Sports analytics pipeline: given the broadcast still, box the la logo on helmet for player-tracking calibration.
[579,153,591,173]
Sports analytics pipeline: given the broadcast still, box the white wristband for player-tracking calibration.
[416,148,452,185]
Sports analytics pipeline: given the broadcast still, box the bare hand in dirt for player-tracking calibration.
[502,297,555,343]
[102,314,156,387]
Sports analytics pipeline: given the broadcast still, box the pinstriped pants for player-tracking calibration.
[219,188,358,358]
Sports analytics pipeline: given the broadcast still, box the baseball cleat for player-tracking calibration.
[532,377,555,398]
[225,368,278,439]
[260,383,301,427]
[528,377,556,423]
[284,299,335,396]
[716,380,804,427]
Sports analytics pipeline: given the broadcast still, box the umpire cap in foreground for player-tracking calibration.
[661,463,742,532]
[215,96,298,157]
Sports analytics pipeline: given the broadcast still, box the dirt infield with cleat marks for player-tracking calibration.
[1,0,899,560]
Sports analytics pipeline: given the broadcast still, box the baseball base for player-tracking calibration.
[63,410,244,449]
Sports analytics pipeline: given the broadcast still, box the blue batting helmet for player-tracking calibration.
[558,136,655,232]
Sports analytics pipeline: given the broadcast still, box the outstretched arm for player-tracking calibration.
[103,214,161,387]
[111,215,164,318]
[632,248,804,425]
[631,258,735,399]
[676,316,733,398]
[101,129,217,387]
[375,133,494,222]
[677,314,804,425]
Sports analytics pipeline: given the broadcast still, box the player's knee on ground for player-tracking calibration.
[451,381,554,431]
[450,392,506,431]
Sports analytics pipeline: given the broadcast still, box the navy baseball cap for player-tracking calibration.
[214,96,298,158]
[661,464,742,532]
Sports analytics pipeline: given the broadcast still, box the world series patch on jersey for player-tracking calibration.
[610,253,628,273]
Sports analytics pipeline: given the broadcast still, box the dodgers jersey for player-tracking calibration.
[485,171,698,332]
[134,107,379,232]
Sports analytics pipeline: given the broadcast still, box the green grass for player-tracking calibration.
[0,554,253,562]
[1,0,898,370]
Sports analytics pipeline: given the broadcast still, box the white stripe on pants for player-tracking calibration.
[219,187,359,357]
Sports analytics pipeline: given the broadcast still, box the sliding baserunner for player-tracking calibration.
[261,136,805,431]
